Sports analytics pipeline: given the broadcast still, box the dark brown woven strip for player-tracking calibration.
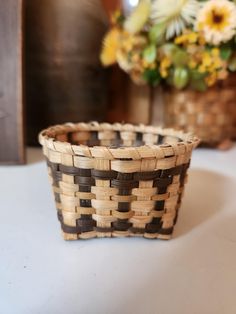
[136,132,144,142]
[47,159,59,171]
[90,131,99,139]
[86,131,100,147]
[153,177,173,188]
[116,173,134,180]
[57,211,62,222]
[133,140,145,147]
[113,220,132,231]
[80,199,91,207]
[129,227,146,234]
[95,226,114,233]
[180,172,187,186]
[118,202,130,211]
[66,132,74,144]
[160,165,183,178]
[54,192,61,203]
[158,187,168,194]
[61,222,95,234]
[59,164,81,175]
[157,135,164,144]
[134,170,161,181]
[174,213,178,225]
[145,218,162,233]
[51,170,62,183]
[154,200,165,211]
[111,179,139,189]
[79,185,91,192]
[158,227,174,235]
[61,223,82,234]
[145,225,160,233]
[118,188,132,196]
[77,215,95,228]
[74,176,95,186]
[87,140,101,147]
[78,169,92,177]
[182,162,190,172]
[79,214,93,220]
[91,169,117,180]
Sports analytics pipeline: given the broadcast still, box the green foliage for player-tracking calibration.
[149,23,166,44]
[143,44,157,63]
[172,49,188,66]
[160,43,179,57]
[143,68,161,86]
[220,44,232,60]
[173,67,189,89]
[188,70,207,91]
[160,44,188,65]
[117,14,125,26]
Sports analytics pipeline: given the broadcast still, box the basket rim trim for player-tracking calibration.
[39,122,200,157]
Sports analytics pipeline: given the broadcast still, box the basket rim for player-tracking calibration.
[38,122,200,159]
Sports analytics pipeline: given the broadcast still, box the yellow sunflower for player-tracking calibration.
[196,0,236,45]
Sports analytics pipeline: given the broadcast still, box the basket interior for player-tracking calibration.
[48,125,183,148]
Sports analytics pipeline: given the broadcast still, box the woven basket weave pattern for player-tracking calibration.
[164,85,236,146]
[39,122,199,240]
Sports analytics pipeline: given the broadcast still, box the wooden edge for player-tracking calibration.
[17,0,26,164]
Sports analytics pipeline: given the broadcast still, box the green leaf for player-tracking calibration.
[220,45,232,60]
[160,44,188,66]
[149,23,166,44]
[172,49,188,66]
[160,43,179,57]
[143,69,161,86]
[165,68,174,86]
[143,45,157,63]
[117,14,125,26]
[190,69,207,80]
[173,67,189,89]
[189,69,207,91]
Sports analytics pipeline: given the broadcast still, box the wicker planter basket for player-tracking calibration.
[164,78,236,148]
[39,122,199,240]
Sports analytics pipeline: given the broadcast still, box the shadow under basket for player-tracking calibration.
[39,122,199,240]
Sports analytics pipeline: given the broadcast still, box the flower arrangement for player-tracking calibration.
[100,0,236,91]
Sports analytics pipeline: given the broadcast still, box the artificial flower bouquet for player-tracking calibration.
[100,0,236,91]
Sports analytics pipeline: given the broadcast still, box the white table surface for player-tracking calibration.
[1,147,236,314]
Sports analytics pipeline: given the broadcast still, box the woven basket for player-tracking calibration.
[39,122,199,240]
[164,78,236,148]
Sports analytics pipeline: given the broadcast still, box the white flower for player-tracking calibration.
[151,0,199,39]
[196,0,236,46]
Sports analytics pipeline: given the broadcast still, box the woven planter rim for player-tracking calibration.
[39,122,200,158]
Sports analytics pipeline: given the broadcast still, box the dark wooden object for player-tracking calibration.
[25,0,109,146]
[0,0,25,164]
